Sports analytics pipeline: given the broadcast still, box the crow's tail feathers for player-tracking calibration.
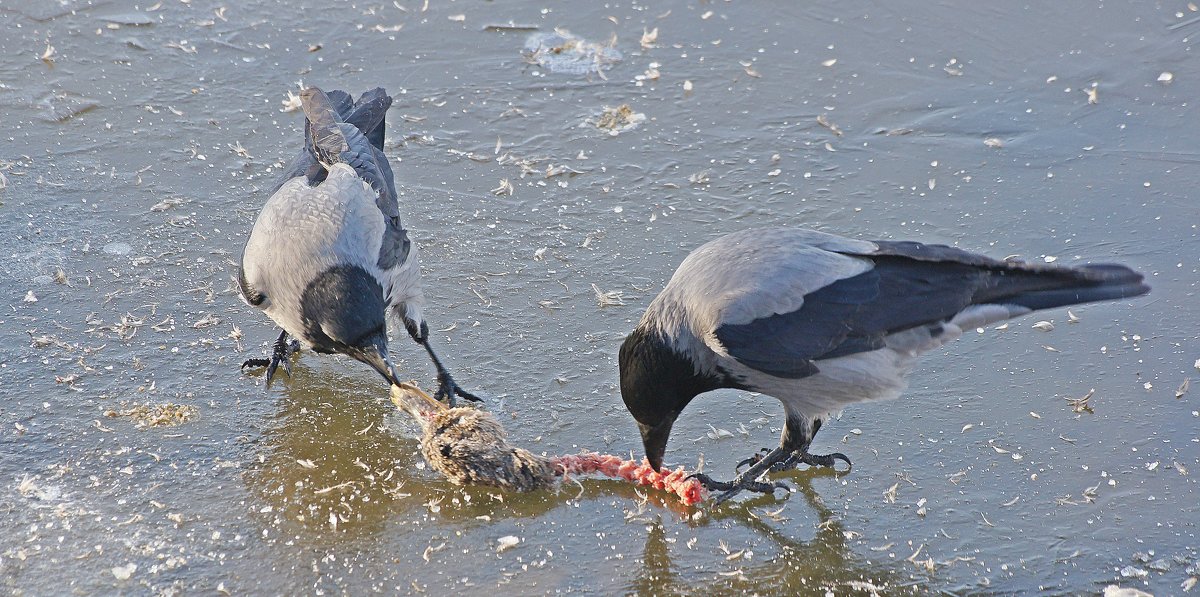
[300,87,351,165]
[340,88,396,202]
[981,262,1150,313]
[343,88,391,152]
[297,87,396,204]
[304,87,390,155]
[272,87,394,195]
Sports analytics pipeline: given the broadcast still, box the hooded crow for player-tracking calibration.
[237,86,478,405]
[618,227,1149,502]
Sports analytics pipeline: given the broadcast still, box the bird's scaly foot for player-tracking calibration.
[241,331,300,387]
[688,473,786,496]
[777,450,853,473]
[737,447,852,473]
[707,446,794,504]
[434,371,483,407]
[413,321,483,406]
[735,447,773,472]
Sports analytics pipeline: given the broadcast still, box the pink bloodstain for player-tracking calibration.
[549,452,707,506]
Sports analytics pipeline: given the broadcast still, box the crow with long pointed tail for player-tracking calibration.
[619,227,1149,503]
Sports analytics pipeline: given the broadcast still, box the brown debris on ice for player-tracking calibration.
[592,104,646,135]
[105,402,197,428]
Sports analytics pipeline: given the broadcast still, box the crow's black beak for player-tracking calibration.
[637,418,675,472]
[352,342,401,387]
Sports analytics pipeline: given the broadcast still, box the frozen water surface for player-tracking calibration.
[1,1,1196,594]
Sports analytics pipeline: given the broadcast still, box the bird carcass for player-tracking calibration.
[389,383,706,505]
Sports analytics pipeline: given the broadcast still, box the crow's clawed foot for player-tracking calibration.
[417,327,482,407]
[241,331,300,387]
[738,447,848,473]
[735,447,773,472]
[688,473,786,497]
[699,446,854,505]
[780,450,853,473]
[434,371,483,407]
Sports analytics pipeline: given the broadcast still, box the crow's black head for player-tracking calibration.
[618,327,718,471]
[300,264,398,385]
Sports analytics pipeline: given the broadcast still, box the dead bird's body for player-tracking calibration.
[618,227,1150,502]
[390,384,556,491]
[237,87,477,404]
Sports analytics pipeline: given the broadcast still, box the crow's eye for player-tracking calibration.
[244,289,266,306]
[236,269,266,306]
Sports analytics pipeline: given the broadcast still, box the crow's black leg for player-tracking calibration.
[407,320,481,407]
[772,416,852,473]
[241,330,300,387]
[424,342,482,407]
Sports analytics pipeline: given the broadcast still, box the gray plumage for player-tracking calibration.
[237,87,477,403]
[619,227,1150,500]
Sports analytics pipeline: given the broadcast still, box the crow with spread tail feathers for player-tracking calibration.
[237,86,478,405]
[618,228,1149,502]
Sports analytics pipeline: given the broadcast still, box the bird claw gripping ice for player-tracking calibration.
[240,331,301,387]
